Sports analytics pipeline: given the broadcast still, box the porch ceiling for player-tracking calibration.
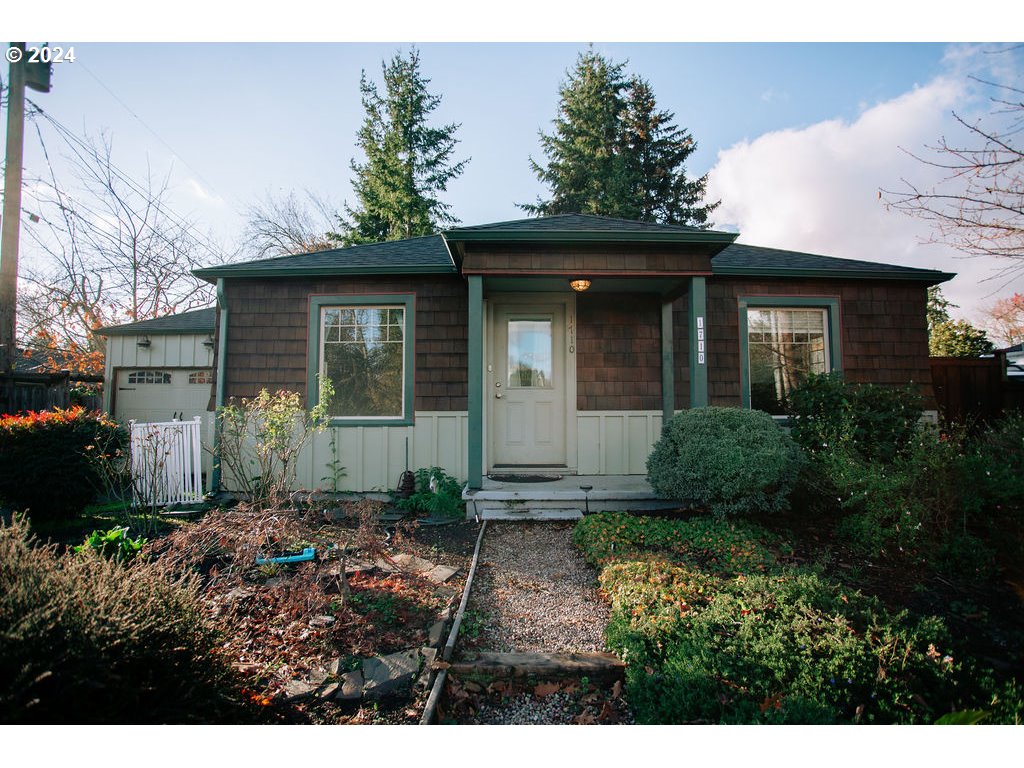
[479,274,691,298]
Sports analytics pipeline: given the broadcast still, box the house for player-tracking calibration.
[191,214,952,508]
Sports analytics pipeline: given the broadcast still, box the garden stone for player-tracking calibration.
[283,679,317,702]
[426,564,458,583]
[415,647,438,691]
[361,649,421,699]
[309,615,335,628]
[428,620,447,648]
[317,682,340,699]
[336,670,364,702]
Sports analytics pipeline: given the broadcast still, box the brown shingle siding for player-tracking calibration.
[223,275,468,411]
[462,243,713,275]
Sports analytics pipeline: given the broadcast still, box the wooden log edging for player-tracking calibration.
[420,519,488,725]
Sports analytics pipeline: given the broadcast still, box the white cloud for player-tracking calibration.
[707,54,1024,324]
[185,178,225,207]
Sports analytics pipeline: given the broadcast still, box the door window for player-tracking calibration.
[507,319,553,388]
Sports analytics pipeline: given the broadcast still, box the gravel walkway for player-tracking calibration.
[463,522,609,653]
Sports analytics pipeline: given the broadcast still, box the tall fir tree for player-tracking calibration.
[523,50,718,227]
[339,49,468,246]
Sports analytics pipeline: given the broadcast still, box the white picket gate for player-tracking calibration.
[129,417,204,506]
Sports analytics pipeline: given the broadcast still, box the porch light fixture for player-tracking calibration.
[136,335,151,348]
[569,279,591,292]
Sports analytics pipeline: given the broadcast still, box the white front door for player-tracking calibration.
[489,299,570,468]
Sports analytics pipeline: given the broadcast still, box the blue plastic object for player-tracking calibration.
[255,547,315,565]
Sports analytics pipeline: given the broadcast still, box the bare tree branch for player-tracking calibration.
[240,190,340,259]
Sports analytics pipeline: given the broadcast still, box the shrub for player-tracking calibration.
[0,517,262,724]
[0,407,127,520]
[600,558,986,724]
[393,467,465,520]
[961,410,1024,561]
[646,407,802,516]
[787,372,923,463]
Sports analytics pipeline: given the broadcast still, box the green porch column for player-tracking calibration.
[661,299,675,426]
[467,275,484,489]
[689,276,709,407]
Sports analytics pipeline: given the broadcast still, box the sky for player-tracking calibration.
[6,31,1023,330]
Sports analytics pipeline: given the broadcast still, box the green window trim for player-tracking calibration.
[307,294,416,427]
[738,296,842,410]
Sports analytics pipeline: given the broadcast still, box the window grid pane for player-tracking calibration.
[748,308,828,414]
[321,305,405,418]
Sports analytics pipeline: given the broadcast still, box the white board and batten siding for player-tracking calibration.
[576,411,664,475]
[289,412,470,493]
[280,410,660,493]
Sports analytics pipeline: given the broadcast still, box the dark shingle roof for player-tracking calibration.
[99,307,217,336]
[193,235,456,281]
[712,243,954,283]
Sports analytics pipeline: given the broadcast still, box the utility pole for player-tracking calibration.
[1,43,51,409]
[0,43,27,376]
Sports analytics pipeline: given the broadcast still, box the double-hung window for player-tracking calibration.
[308,294,415,425]
[739,297,841,415]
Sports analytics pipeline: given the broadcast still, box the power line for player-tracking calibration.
[76,60,229,207]
[25,98,226,261]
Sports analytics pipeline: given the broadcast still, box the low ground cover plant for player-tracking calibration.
[0,407,126,520]
[646,407,802,517]
[578,512,1022,724]
[573,512,780,576]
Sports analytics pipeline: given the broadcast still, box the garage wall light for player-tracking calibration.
[202,335,215,349]
[136,335,151,348]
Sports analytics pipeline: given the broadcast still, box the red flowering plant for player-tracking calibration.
[0,407,127,521]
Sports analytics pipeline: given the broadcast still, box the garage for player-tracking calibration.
[113,367,214,424]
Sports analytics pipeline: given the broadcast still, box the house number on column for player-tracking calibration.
[696,316,706,365]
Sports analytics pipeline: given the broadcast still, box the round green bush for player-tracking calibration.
[646,407,802,516]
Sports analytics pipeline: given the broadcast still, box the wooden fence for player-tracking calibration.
[1,371,71,414]
[929,353,1024,425]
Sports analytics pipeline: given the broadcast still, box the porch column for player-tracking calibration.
[467,275,484,489]
[689,276,708,407]
[661,299,675,425]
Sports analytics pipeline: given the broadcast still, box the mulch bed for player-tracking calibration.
[152,506,480,724]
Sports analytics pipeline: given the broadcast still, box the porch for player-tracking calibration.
[462,474,679,520]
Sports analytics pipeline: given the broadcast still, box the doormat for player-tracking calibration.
[487,474,563,483]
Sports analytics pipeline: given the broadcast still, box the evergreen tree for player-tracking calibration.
[621,77,718,226]
[522,50,629,218]
[927,286,995,357]
[523,50,718,227]
[339,49,468,245]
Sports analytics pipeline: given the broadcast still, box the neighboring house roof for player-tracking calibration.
[712,243,954,284]
[193,235,456,282]
[445,213,737,245]
[190,214,954,284]
[98,307,217,336]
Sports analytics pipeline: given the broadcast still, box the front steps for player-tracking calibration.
[462,474,678,520]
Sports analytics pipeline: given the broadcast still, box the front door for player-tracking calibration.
[489,300,568,468]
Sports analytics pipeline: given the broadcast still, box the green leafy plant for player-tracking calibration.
[646,407,803,517]
[216,375,334,507]
[392,467,465,520]
[74,526,147,564]
[786,372,923,463]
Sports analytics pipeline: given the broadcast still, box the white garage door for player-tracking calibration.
[115,368,213,424]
